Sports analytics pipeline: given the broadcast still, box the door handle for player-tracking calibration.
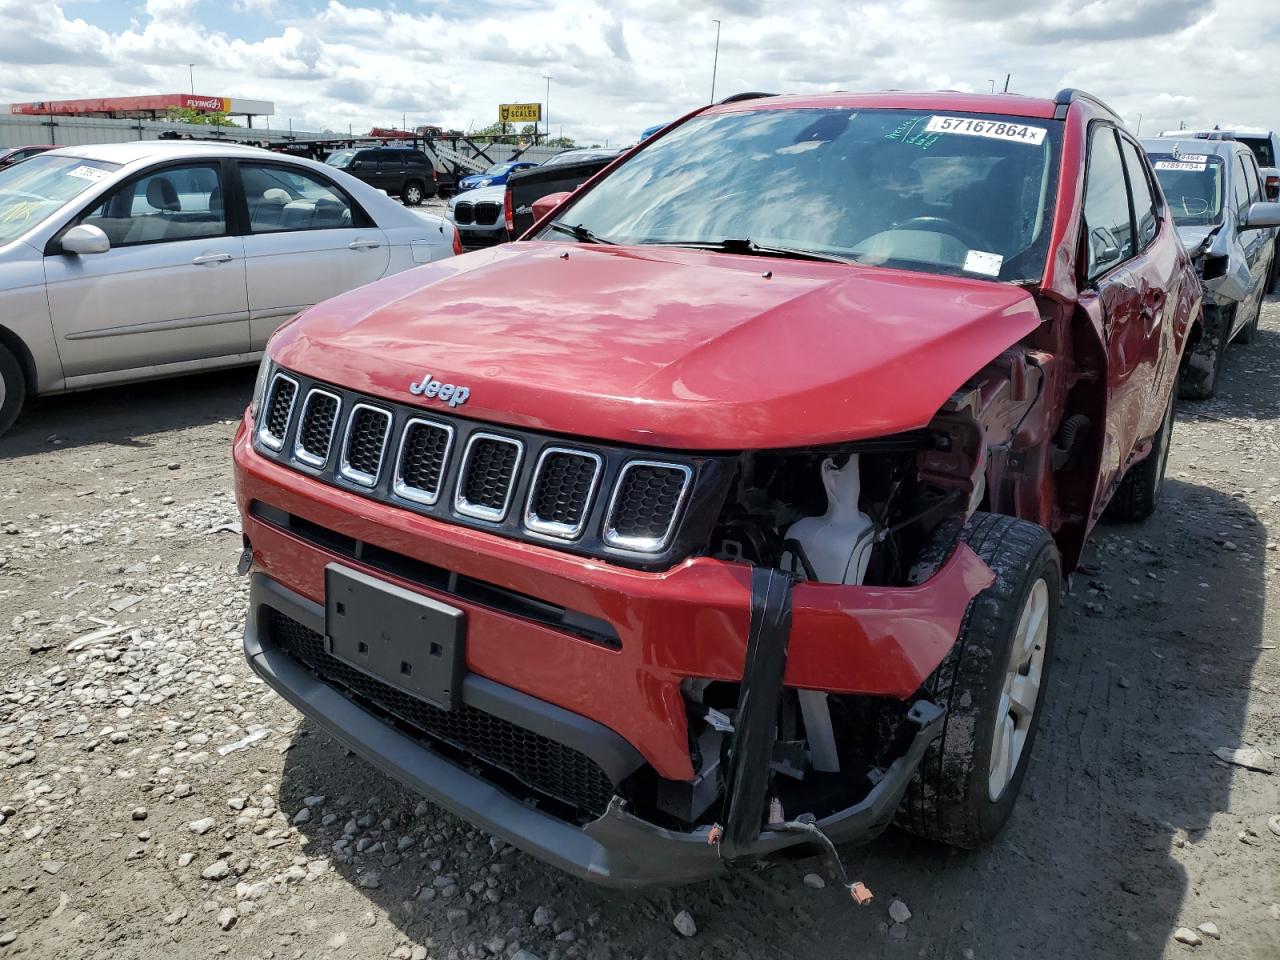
[349,239,381,250]
[192,253,234,265]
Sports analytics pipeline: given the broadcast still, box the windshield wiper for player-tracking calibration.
[547,221,616,245]
[640,237,852,264]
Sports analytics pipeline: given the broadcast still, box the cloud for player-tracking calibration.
[0,0,1275,148]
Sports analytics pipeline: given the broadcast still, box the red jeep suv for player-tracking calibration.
[234,90,1199,888]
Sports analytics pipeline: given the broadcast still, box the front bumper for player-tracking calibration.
[245,573,946,886]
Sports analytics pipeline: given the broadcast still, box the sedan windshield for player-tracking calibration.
[1149,154,1226,226]
[482,163,514,176]
[0,154,119,246]
[541,107,1063,282]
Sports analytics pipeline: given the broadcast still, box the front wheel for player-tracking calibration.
[402,181,424,206]
[1180,304,1233,400]
[896,514,1061,849]
[0,343,26,437]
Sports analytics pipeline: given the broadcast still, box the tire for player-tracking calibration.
[1104,388,1175,522]
[0,343,26,437]
[402,181,424,206]
[1179,304,1233,400]
[896,513,1061,849]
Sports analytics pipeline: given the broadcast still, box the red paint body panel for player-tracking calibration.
[235,424,992,780]
[272,244,1042,451]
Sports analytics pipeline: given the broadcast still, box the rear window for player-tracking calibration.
[1237,136,1276,169]
[1148,153,1226,226]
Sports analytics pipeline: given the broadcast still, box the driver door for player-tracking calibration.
[43,161,249,379]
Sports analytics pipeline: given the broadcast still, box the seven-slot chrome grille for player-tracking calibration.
[252,369,718,567]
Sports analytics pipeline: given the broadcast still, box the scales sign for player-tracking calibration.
[499,103,542,124]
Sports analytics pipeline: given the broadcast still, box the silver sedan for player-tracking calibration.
[0,140,460,435]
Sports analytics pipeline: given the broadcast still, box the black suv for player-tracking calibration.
[324,147,437,205]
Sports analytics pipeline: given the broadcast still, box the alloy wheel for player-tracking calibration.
[988,577,1049,801]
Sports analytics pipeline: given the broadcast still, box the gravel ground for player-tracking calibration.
[1,293,1278,959]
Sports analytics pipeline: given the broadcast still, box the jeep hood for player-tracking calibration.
[272,242,1042,450]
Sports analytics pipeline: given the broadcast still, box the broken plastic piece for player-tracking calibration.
[703,707,734,733]
[849,882,874,905]
[768,797,785,827]
[706,824,723,845]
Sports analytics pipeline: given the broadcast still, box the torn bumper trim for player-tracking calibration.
[244,575,945,887]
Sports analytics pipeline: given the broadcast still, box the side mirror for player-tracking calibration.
[532,191,572,223]
[1242,201,1280,231]
[61,223,110,255]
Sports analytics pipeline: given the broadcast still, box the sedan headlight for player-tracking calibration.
[476,178,492,187]
[249,354,272,421]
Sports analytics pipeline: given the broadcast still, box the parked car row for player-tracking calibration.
[0,140,459,434]
[231,88,1276,889]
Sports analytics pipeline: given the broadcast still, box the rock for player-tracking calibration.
[359,871,381,889]
[303,795,326,807]
[292,807,312,825]
[802,872,826,889]
[0,932,16,947]
[216,907,237,931]
[1268,815,1280,838]
[227,798,246,811]
[42,860,65,875]
[533,905,556,927]
[1174,928,1202,946]
[889,899,912,924]
[165,905,188,925]
[178,853,195,868]
[511,952,544,960]
[131,806,148,821]
[202,860,231,881]
[173,783,193,799]
[673,911,697,937]
[1197,922,1220,940]
[410,948,429,960]
[1213,746,1275,773]
[189,816,216,835]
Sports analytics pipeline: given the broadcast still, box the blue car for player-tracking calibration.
[458,160,539,191]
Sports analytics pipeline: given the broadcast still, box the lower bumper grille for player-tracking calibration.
[267,610,616,817]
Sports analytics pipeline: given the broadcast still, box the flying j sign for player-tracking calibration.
[499,103,542,124]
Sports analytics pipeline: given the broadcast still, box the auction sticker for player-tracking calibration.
[963,249,1004,276]
[925,115,1046,145]
[1154,160,1207,172]
[67,165,110,182]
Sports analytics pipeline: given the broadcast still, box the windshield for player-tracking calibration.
[1149,154,1225,226]
[0,154,119,246]
[540,108,1062,282]
[326,150,356,168]
[482,163,514,176]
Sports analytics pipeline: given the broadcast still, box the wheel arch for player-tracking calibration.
[0,323,39,397]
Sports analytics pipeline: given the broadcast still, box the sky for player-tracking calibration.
[0,0,1277,146]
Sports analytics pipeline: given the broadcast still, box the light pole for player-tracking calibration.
[1135,112,1143,135]
[188,63,195,94]
[542,75,552,142]
[710,20,721,104]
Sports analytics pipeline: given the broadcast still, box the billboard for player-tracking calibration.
[498,103,542,124]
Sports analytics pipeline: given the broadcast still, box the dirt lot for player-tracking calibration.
[2,296,1278,960]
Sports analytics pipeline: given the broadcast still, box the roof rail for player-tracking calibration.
[717,92,778,105]
[1052,88,1121,121]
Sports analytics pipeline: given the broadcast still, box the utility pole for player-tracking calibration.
[542,75,552,142]
[710,20,722,104]
[1135,112,1143,135]
[988,79,995,93]
[188,63,195,94]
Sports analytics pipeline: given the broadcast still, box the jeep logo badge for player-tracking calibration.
[409,373,470,407]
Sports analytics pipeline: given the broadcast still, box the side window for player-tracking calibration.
[80,163,225,247]
[1120,138,1158,249]
[405,152,429,169]
[1231,156,1252,218]
[377,153,404,173]
[351,151,376,169]
[1240,154,1262,204]
[1083,127,1134,280]
[239,163,355,233]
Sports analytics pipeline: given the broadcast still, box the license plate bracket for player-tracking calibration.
[324,564,465,711]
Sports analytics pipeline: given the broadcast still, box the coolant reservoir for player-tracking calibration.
[784,455,875,585]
